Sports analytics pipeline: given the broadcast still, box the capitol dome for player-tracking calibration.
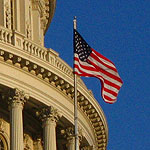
[0,0,108,150]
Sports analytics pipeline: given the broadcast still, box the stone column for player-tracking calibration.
[8,88,29,150]
[37,106,61,150]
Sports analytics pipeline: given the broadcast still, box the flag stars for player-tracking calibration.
[74,29,92,62]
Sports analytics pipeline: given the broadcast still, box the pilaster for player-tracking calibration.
[14,0,20,31]
[32,1,41,44]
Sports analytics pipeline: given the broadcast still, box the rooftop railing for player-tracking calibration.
[0,26,85,86]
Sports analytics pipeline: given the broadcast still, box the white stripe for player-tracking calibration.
[104,84,119,93]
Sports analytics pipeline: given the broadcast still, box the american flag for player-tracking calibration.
[74,29,123,104]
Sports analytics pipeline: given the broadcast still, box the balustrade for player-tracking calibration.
[0,27,12,44]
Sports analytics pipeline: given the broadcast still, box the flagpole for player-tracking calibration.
[73,16,78,150]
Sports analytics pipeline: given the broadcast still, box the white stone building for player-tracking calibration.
[0,0,108,150]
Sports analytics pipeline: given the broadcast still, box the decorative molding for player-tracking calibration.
[61,127,74,139]
[33,138,43,150]
[61,126,83,147]
[5,1,11,29]
[8,88,29,108]
[36,106,61,123]
[0,26,13,44]
[81,146,94,150]
[24,134,33,150]
[0,119,5,132]
[26,20,32,39]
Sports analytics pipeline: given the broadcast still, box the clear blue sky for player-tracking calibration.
[45,1,150,150]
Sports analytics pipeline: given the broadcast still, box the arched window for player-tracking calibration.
[0,134,7,150]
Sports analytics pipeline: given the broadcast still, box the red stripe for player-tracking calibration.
[103,87,118,97]
[103,95,116,103]
[104,79,121,90]
[74,57,98,72]
[96,74,121,90]
[74,64,96,77]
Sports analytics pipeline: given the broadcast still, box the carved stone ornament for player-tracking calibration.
[5,1,11,29]
[41,17,47,30]
[26,20,31,39]
[24,134,33,150]
[8,88,29,107]
[61,126,83,142]
[33,138,43,150]
[81,146,93,150]
[61,127,74,139]
[0,119,5,131]
[36,106,61,122]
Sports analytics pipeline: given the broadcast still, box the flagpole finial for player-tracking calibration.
[73,16,77,30]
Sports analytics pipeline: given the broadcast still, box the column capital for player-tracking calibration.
[8,88,29,108]
[36,106,61,123]
[61,127,75,150]
[61,127,74,141]
[61,126,83,142]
